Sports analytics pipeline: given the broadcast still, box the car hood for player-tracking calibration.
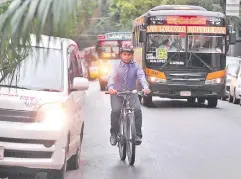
[0,87,66,111]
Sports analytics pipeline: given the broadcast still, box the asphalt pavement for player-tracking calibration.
[66,81,241,179]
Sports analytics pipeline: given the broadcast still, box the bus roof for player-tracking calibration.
[148,10,225,17]
[133,5,225,23]
[150,5,207,11]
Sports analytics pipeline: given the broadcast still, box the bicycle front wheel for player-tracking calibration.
[118,117,126,161]
[125,112,136,165]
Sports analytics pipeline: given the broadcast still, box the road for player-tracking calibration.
[66,81,241,179]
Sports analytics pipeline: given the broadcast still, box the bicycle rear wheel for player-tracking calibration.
[118,118,126,160]
[125,112,136,165]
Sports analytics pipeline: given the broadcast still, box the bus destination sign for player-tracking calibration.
[106,33,131,40]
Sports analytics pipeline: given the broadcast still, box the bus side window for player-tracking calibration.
[132,31,136,47]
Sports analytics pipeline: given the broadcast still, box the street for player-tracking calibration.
[66,81,241,179]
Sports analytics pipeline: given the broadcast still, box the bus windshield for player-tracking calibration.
[97,41,120,59]
[188,35,224,53]
[147,34,185,52]
[97,38,131,60]
[146,33,225,70]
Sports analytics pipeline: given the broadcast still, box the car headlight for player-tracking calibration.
[205,77,224,84]
[149,76,166,83]
[36,103,67,129]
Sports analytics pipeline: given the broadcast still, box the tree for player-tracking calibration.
[0,0,98,82]
[107,0,223,29]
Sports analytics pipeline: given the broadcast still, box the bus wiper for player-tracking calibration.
[0,85,31,90]
[191,52,213,71]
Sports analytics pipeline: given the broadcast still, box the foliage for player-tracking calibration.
[0,0,97,83]
[107,0,223,29]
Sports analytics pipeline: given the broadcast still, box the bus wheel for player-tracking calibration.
[100,83,106,91]
[141,95,153,107]
[207,97,218,108]
[187,98,195,103]
[197,98,205,104]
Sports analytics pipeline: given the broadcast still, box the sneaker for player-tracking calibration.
[110,134,117,146]
[135,136,142,145]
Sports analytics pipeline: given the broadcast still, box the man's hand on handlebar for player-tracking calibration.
[143,89,151,96]
[108,88,117,95]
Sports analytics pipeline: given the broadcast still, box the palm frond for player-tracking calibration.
[0,0,97,83]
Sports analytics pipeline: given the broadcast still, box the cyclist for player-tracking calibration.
[107,45,151,146]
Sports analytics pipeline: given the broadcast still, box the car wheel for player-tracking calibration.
[67,124,84,170]
[233,89,240,104]
[228,93,233,103]
[48,152,67,179]
[221,97,227,101]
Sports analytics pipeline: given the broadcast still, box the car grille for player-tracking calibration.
[4,150,52,159]
[0,109,37,123]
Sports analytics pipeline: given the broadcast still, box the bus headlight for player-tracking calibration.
[100,66,109,73]
[36,103,67,129]
[205,77,224,84]
[149,76,166,83]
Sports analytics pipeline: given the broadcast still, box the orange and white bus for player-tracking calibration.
[132,5,236,108]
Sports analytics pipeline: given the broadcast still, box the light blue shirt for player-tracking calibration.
[107,60,149,91]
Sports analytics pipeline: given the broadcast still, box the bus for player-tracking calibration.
[132,5,236,108]
[96,32,131,90]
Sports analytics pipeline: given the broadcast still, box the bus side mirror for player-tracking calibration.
[139,30,146,43]
[229,31,236,45]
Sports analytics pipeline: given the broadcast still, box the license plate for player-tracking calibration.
[180,91,191,96]
[0,146,4,160]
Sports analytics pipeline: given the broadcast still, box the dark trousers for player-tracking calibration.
[110,94,142,138]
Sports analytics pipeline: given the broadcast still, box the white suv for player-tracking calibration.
[229,64,241,105]
[0,35,89,178]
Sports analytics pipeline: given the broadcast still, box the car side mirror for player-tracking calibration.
[139,30,146,43]
[72,77,89,91]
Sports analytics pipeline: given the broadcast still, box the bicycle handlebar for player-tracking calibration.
[105,90,143,95]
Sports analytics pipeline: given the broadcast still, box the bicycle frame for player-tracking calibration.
[118,94,134,143]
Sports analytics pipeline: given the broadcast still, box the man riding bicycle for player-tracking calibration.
[107,45,151,146]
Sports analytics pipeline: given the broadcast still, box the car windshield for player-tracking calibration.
[188,35,224,53]
[0,47,64,91]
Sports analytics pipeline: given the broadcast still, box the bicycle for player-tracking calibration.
[105,90,141,165]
